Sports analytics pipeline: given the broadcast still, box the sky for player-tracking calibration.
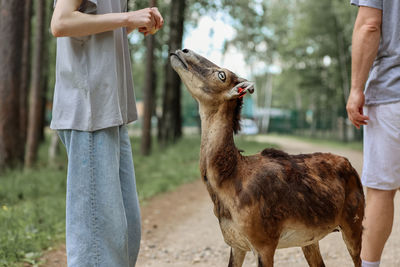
[183,14,251,78]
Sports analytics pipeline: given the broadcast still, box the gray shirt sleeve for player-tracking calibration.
[54,0,98,14]
[351,0,383,10]
[79,0,98,14]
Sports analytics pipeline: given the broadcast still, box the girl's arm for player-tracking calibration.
[51,0,163,37]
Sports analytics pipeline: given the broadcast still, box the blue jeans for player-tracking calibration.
[58,125,141,267]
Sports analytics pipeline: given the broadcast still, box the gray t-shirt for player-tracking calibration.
[351,0,400,105]
[51,0,138,131]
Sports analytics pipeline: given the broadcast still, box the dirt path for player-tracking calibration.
[41,135,400,266]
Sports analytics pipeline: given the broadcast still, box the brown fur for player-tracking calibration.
[237,150,353,228]
[302,243,325,267]
[170,49,365,267]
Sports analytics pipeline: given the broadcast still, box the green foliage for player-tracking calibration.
[223,0,358,136]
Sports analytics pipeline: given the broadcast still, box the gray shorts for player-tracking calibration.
[362,101,400,190]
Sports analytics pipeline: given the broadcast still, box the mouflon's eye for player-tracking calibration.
[218,71,226,81]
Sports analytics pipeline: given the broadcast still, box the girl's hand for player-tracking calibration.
[126,8,155,32]
[126,7,164,35]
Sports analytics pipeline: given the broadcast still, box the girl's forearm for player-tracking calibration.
[51,0,159,37]
[51,11,130,37]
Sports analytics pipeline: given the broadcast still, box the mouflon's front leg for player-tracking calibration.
[228,247,246,267]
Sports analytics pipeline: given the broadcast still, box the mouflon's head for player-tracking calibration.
[170,49,254,105]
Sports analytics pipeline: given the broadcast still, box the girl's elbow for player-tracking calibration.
[51,27,61,38]
[51,23,63,37]
[50,16,67,37]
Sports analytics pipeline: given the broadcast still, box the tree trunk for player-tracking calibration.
[20,0,33,155]
[0,0,25,171]
[331,8,351,142]
[25,0,46,167]
[40,0,52,143]
[158,0,186,145]
[141,0,157,156]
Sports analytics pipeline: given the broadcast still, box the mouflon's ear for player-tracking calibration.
[225,81,255,100]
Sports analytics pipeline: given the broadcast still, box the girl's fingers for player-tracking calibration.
[150,9,159,29]
[151,7,163,29]
[149,12,156,30]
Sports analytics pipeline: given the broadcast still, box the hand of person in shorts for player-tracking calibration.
[346,89,370,129]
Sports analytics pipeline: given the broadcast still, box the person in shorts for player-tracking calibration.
[50,1,163,266]
[347,1,400,267]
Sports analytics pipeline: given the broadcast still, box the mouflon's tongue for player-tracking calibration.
[238,87,246,98]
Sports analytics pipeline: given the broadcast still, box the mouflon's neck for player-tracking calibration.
[198,101,240,186]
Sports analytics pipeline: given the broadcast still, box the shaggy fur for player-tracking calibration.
[233,98,243,134]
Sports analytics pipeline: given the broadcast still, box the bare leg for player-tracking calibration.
[361,187,396,262]
[302,242,325,267]
[228,247,246,267]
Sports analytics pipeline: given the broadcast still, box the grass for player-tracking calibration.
[0,133,277,266]
[0,140,67,267]
[132,136,202,201]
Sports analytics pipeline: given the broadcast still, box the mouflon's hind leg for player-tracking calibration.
[340,183,364,267]
[301,242,325,267]
[340,212,363,267]
[228,247,246,267]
